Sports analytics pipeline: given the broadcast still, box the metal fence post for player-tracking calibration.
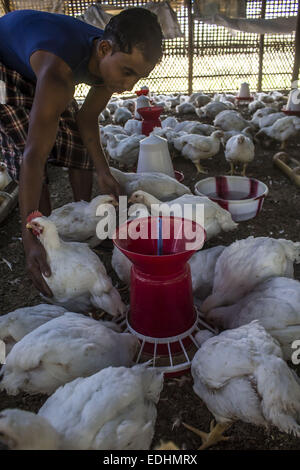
[187,0,194,95]
[257,0,267,92]
[292,0,300,84]
[1,0,10,13]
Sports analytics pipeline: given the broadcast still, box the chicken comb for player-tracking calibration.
[26,210,43,224]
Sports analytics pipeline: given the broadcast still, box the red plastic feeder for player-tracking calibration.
[282,108,300,117]
[113,216,211,375]
[174,170,184,182]
[235,96,254,103]
[135,89,149,96]
[137,106,163,136]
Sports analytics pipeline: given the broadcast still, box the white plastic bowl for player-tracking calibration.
[194,175,269,222]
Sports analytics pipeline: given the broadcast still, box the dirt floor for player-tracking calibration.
[0,106,300,450]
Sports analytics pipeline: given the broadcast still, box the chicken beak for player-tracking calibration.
[26,223,32,229]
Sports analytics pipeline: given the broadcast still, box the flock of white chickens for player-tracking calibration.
[98,89,300,175]
[0,87,300,450]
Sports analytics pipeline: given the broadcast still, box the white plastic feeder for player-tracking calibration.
[286,88,300,111]
[238,82,251,98]
[137,134,175,177]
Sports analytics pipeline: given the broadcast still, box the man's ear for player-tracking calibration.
[98,40,113,58]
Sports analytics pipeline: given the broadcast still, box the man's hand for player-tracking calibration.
[97,169,122,199]
[23,231,53,298]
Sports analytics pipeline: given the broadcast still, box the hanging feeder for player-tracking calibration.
[113,216,215,376]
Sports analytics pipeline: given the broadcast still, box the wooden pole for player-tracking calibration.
[257,0,267,92]
[187,0,194,95]
[292,0,300,84]
[1,0,10,13]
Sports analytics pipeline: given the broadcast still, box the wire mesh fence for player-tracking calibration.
[0,0,298,98]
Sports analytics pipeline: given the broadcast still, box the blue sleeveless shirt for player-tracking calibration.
[0,10,104,85]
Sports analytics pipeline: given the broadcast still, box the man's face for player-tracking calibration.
[98,42,155,94]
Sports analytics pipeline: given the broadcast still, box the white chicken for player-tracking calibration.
[257,112,285,129]
[161,116,178,129]
[99,107,110,121]
[173,131,224,173]
[192,94,211,108]
[174,121,216,136]
[113,107,132,125]
[256,116,300,149]
[122,99,135,114]
[124,119,143,135]
[184,321,300,450]
[251,107,276,127]
[212,93,235,109]
[196,101,229,120]
[201,236,300,313]
[106,99,121,115]
[248,99,265,114]
[206,277,300,361]
[189,245,226,299]
[0,312,138,395]
[112,244,225,301]
[224,134,255,176]
[213,110,252,132]
[25,214,125,315]
[0,365,164,449]
[128,191,237,240]
[151,126,184,154]
[165,94,181,108]
[49,195,118,247]
[222,126,254,145]
[106,134,145,169]
[175,102,196,115]
[109,167,191,201]
[0,304,66,353]
[100,124,127,147]
[0,162,11,190]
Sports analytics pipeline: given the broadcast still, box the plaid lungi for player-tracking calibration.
[0,62,93,181]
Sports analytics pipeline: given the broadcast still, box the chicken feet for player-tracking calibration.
[194,162,208,174]
[183,420,230,450]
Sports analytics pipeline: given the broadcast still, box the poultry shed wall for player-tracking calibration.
[0,0,298,96]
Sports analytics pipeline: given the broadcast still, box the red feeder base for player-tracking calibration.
[282,108,300,116]
[235,96,254,104]
[112,216,215,375]
[138,106,163,136]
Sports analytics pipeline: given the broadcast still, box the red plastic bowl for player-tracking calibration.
[174,170,184,182]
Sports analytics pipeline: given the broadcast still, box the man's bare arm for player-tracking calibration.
[76,86,122,197]
[76,85,111,172]
[20,51,75,230]
[20,51,75,295]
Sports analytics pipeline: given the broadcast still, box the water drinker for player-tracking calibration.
[135,89,149,96]
[137,134,175,178]
[194,175,269,222]
[138,106,163,136]
[236,82,253,103]
[113,216,211,375]
[283,88,300,116]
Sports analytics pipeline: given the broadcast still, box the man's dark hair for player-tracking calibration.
[103,8,163,64]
